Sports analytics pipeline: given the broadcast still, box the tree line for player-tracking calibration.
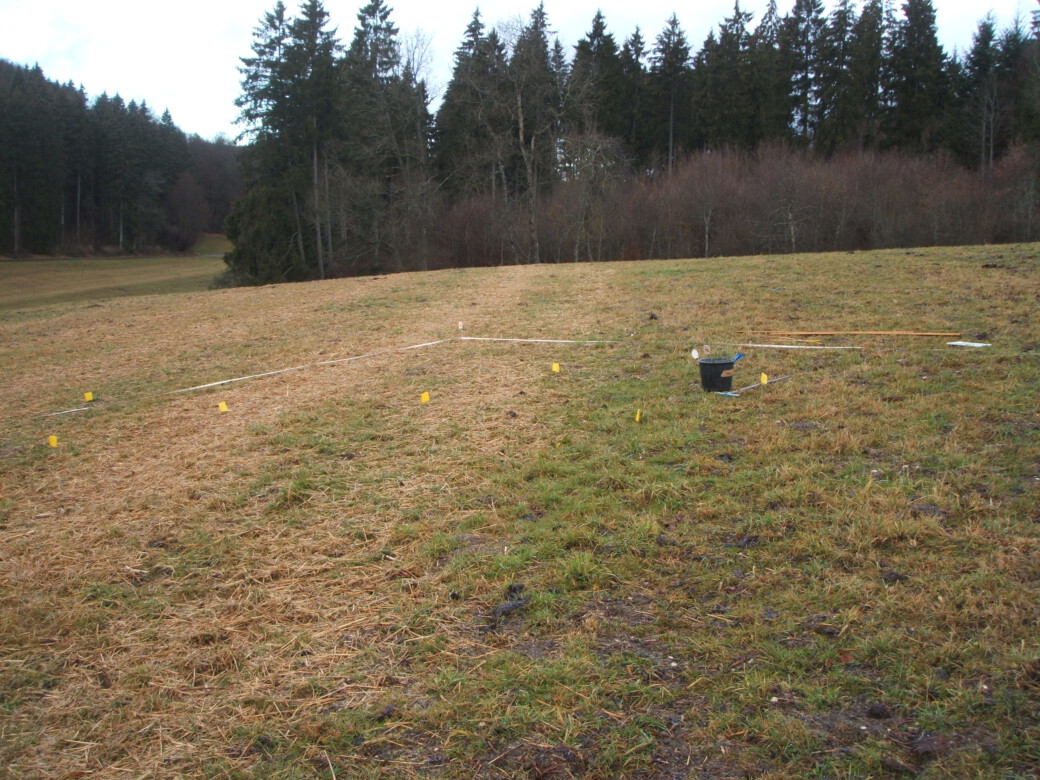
[226,0,1040,283]
[0,59,240,255]
[6,0,1040,273]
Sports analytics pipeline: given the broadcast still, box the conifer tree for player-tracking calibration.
[650,14,692,172]
[434,11,511,198]
[618,29,652,165]
[781,0,827,144]
[750,0,794,146]
[226,0,341,282]
[507,3,560,261]
[845,0,887,149]
[815,0,858,153]
[883,0,947,152]
[570,12,625,138]
[965,16,1000,167]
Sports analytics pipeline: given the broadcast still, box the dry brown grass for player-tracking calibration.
[1,247,1038,778]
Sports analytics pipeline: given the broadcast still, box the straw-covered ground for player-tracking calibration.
[1,246,1037,778]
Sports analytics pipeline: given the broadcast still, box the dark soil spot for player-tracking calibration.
[912,732,954,759]
[637,702,698,779]
[725,534,759,549]
[910,502,950,519]
[595,636,683,684]
[513,639,561,660]
[487,740,584,777]
[881,755,915,774]
[579,594,657,628]
[881,569,909,584]
[491,598,529,620]
[504,583,526,600]
[803,615,839,637]
[866,702,891,719]
[788,421,821,430]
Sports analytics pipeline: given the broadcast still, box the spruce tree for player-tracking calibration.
[883,0,947,152]
[619,29,652,165]
[845,0,887,150]
[226,0,341,282]
[781,0,827,144]
[750,0,794,146]
[434,11,511,199]
[650,14,692,172]
[507,3,560,261]
[570,12,625,138]
[815,0,858,153]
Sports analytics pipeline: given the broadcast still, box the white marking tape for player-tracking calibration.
[168,364,315,394]
[32,332,619,417]
[460,336,620,344]
[398,339,453,351]
[44,407,92,417]
[170,339,452,395]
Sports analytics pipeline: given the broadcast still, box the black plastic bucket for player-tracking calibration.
[698,357,736,392]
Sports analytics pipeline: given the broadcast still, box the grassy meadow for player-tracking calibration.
[0,245,1037,778]
[0,235,229,311]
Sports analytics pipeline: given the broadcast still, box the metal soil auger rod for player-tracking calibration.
[716,374,792,397]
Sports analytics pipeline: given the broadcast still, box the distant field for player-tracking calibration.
[0,236,228,311]
[0,245,1037,778]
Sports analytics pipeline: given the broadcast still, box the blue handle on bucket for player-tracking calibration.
[734,352,744,362]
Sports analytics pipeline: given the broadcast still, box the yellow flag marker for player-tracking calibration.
[761,373,769,386]
[635,408,642,423]
[48,435,58,448]
[552,363,560,373]
[420,391,430,404]
[218,401,229,413]
[84,391,94,402]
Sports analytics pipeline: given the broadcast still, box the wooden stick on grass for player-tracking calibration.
[750,330,961,337]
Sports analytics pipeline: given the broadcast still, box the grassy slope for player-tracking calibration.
[0,238,227,311]
[0,246,1037,778]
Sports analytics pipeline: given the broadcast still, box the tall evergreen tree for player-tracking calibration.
[749,0,794,146]
[288,0,341,278]
[226,0,341,282]
[883,0,947,152]
[815,0,858,153]
[781,0,827,144]
[845,0,887,150]
[235,1,292,141]
[964,16,1000,167]
[650,14,692,172]
[0,65,63,252]
[994,18,1030,155]
[335,0,433,274]
[570,11,625,138]
[618,29,652,164]
[434,11,511,198]
[507,2,560,261]
[694,3,763,150]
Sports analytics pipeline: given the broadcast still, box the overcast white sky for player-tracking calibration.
[0,0,1032,141]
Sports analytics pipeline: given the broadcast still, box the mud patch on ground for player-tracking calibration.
[576,593,657,629]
